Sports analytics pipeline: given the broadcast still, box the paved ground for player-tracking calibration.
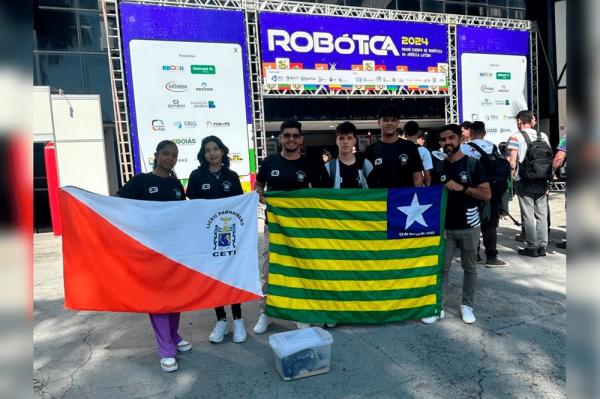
[33,194,566,398]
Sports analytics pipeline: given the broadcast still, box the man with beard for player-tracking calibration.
[422,124,491,325]
[253,120,314,333]
[364,105,424,188]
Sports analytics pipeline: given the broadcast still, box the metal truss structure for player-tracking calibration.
[103,0,536,181]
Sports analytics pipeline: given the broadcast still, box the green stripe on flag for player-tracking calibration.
[270,243,440,261]
[268,223,389,240]
[268,285,438,302]
[269,206,386,222]
[269,263,440,281]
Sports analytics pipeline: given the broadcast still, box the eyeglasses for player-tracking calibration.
[282,133,301,139]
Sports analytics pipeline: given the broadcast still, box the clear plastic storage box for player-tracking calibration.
[268,327,334,381]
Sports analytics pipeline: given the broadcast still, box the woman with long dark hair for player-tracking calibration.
[186,135,246,344]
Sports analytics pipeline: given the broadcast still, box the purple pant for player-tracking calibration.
[148,313,182,358]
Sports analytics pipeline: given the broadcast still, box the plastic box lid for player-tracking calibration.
[269,327,333,359]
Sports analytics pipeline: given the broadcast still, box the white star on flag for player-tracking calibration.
[397,193,433,229]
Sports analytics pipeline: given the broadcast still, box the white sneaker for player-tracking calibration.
[295,322,310,329]
[160,357,178,372]
[233,318,247,343]
[421,309,445,324]
[253,313,272,334]
[176,339,192,352]
[209,319,230,343]
[324,323,337,328]
[460,305,476,324]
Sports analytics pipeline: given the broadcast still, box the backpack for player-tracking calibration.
[325,158,372,188]
[464,157,492,225]
[466,142,510,203]
[519,131,553,180]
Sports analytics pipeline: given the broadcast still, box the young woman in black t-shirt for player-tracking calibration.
[186,135,246,344]
[116,140,191,373]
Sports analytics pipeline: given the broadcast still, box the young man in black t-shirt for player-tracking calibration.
[321,121,373,188]
[422,124,491,326]
[364,105,424,188]
[253,120,315,334]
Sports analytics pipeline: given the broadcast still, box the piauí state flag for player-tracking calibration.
[264,186,447,324]
[60,186,262,313]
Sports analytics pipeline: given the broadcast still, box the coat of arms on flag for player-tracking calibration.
[264,186,447,324]
[59,187,262,313]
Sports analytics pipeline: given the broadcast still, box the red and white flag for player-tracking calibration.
[59,186,262,313]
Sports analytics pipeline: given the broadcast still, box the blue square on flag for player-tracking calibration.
[387,186,443,239]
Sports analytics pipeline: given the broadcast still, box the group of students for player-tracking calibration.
[115,104,551,372]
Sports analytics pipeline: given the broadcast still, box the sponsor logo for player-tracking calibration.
[231,153,243,161]
[206,120,229,128]
[498,84,509,93]
[480,98,492,106]
[191,100,216,109]
[168,99,185,109]
[152,119,165,131]
[479,72,493,78]
[496,72,511,80]
[485,115,499,121]
[267,29,400,56]
[206,210,246,257]
[480,85,494,93]
[171,137,197,146]
[202,183,211,190]
[296,170,306,182]
[195,82,214,92]
[173,120,197,129]
[178,53,196,58]
[162,65,184,71]
[191,65,216,74]
[271,170,280,177]
[149,186,159,194]
[165,81,188,92]
[500,128,512,134]
[399,154,408,165]
[495,99,510,106]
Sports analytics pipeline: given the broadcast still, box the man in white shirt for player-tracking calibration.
[507,110,551,257]
[460,121,509,267]
[404,121,433,186]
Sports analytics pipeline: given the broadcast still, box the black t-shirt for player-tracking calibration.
[440,156,489,230]
[186,167,243,199]
[317,159,365,189]
[364,139,423,188]
[256,154,314,191]
[117,173,185,202]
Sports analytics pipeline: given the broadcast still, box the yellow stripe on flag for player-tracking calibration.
[269,273,437,292]
[269,232,441,251]
[267,197,386,212]
[267,293,437,311]
[267,212,385,231]
[270,252,438,271]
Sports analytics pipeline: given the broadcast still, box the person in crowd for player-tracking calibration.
[322,149,332,164]
[253,120,316,334]
[403,120,433,186]
[460,121,510,267]
[422,124,491,325]
[553,135,567,249]
[364,105,424,188]
[117,140,191,372]
[460,121,472,144]
[186,136,247,344]
[507,110,552,257]
[321,121,373,189]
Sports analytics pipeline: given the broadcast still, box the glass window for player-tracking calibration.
[397,0,419,11]
[467,5,487,16]
[507,0,526,8]
[466,0,487,3]
[83,54,115,123]
[508,8,526,19]
[35,9,79,51]
[37,0,75,7]
[371,0,395,9]
[487,6,507,18]
[487,0,506,6]
[445,2,466,15]
[421,0,444,12]
[39,53,84,93]
[77,0,100,9]
[33,54,41,86]
[79,11,105,51]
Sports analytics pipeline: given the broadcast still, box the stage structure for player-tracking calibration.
[102,0,537,186]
